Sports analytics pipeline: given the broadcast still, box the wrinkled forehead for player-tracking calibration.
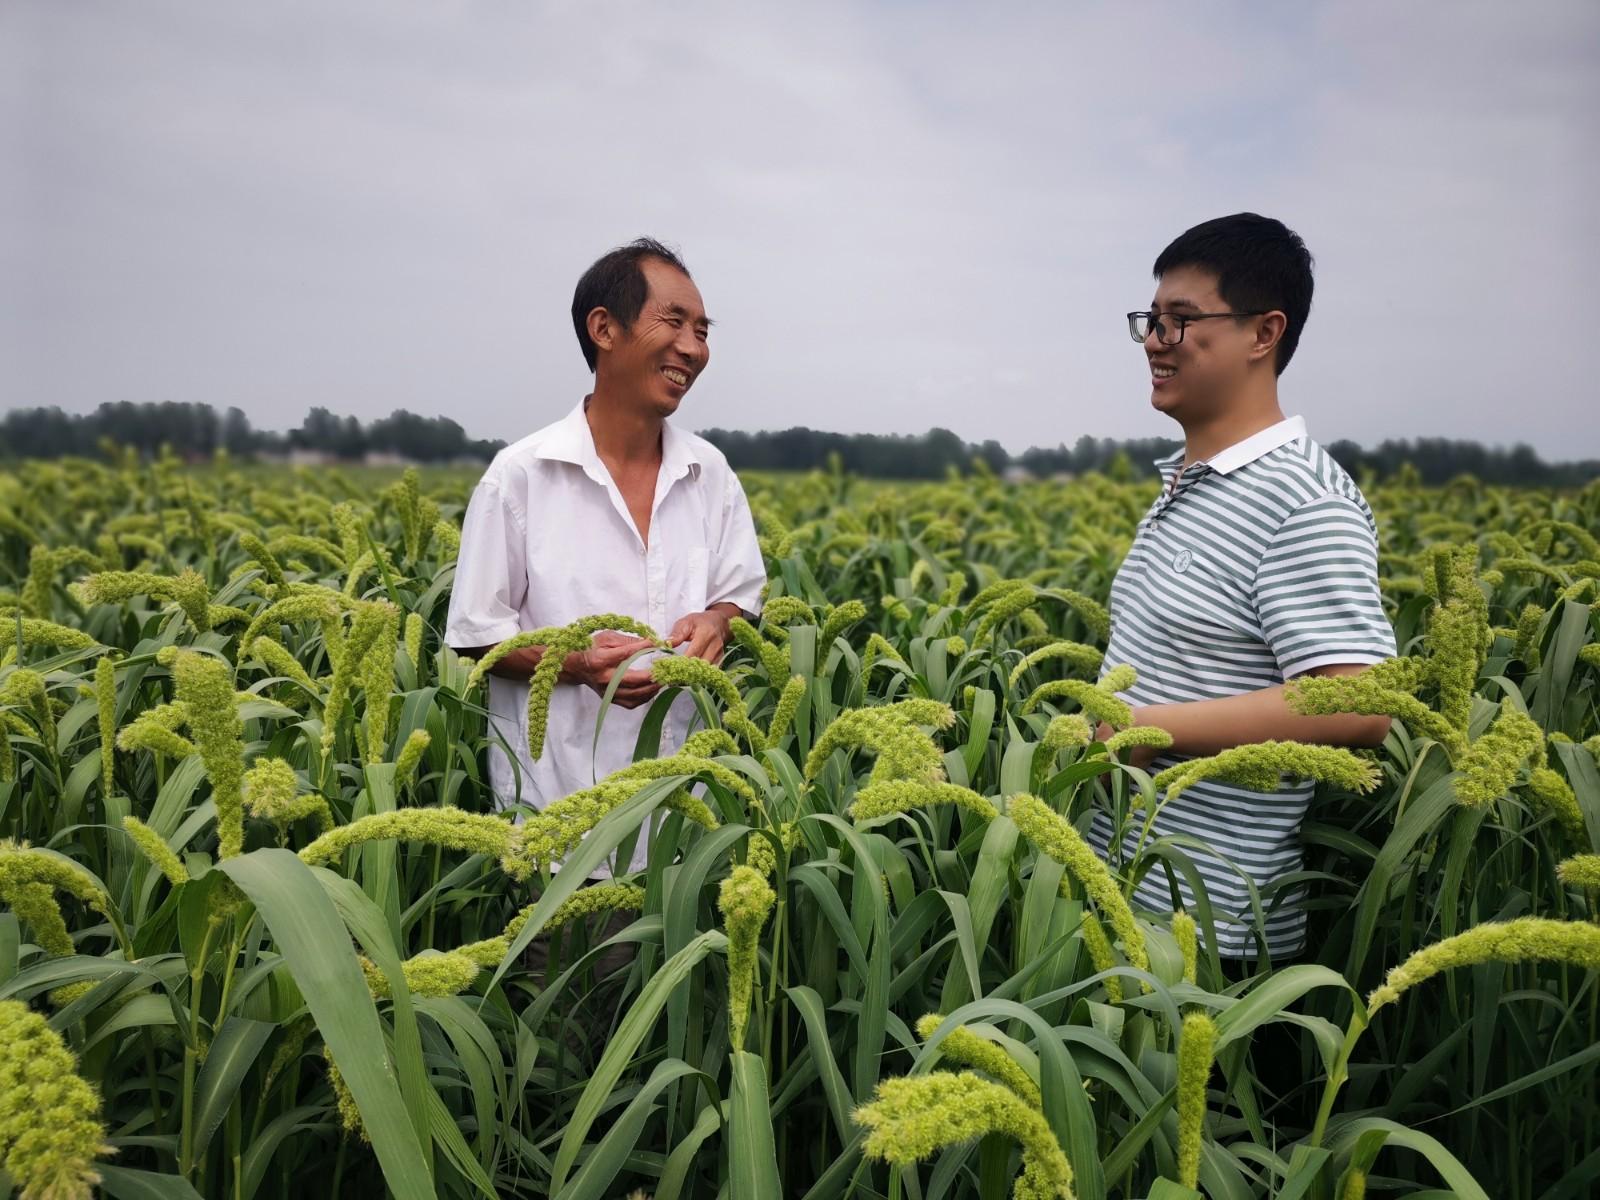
[641,258,709,322]
[1151,264,1224,312]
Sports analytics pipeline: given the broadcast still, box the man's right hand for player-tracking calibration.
[564,631,662,709]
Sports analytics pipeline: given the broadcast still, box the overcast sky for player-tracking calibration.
[4,1,1597,457]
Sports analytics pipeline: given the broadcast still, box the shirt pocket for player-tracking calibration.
[677,546,711,617]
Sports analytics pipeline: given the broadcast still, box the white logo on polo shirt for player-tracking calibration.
[1171,548,1193,573]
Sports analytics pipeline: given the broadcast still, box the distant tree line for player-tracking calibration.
[0,403,503,463]
[703,426,1600,487]
[701,426,1014,480]
[2,403,1594,485]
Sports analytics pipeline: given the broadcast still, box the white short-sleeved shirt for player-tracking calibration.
[445,400,765,870]
[1085,416,1396,959]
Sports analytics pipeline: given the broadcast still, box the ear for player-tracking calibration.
[586,307,618,358]
[1248,311,1287,365]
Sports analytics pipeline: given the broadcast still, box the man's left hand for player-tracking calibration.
[668,607,734,663]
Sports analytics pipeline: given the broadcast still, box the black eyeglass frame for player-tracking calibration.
[1126,310,1268,345]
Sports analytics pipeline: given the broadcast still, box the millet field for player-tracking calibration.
[0,451,1598,1200]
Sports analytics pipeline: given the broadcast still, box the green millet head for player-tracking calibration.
[720,866,776,1048]
[836,712,947,785]
[861,633,905,675]
[1367,917,1600,1012]
[1038,587,1112,642]
[759,596,814,636]
[1525,766,1587,844]
[1287,669,1466,758]
[0,840,111,915]
[239,590,347,660]
[728,617,790,678]
[914,1015,1042,1109]
[322,1047,366,1142]
[167,650,248,858]
[1007,793,1148,981]
[0,998,113,1199]
[650,655,766,752]
[121,816,189,886]
[1007,640,1104,689]
[1151,741,1381,809]
[853,1071,1074,1200]
[1105,726,1173,758]
[682,727,741,758]
[972,586,1040,645]
[883,698,957,730]
[1171,910,1199,985]
[299,809,518,873]
[1020,679,1133,729]
[394,730,431,789]
[1556,854,1600,890]
[361,950,484,1001]
[850,779,998,824]
[1042,714,1093,753]
[1453,703,1545,808]
[765,675,807,745]
[1175,1012,1218,1189]
[1097,663,1136,694]
[0,618,96,656]
[94,655,116,800]
[319,600,393,763]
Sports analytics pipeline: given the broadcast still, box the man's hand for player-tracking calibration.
[668,606,735,663]
[566,631,662,709]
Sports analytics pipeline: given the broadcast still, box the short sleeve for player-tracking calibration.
[444,475,529,649]
[705,471,766,617]
[1253,493,1396,678]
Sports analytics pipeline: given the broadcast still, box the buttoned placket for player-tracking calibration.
[1150,463,1209,524]
[643,457,694,634]
[569,403,702,637]
[598,478,671,636]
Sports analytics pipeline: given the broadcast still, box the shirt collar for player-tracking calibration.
[1206,415,1306,474]
[534,399,701,480]
[1152,414,1307,482]
[660,417,702,481]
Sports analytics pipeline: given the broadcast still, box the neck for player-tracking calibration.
[584,386,664,465]
[1181,376,1284,466]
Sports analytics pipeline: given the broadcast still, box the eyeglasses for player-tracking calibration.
[1126,310,1266,345]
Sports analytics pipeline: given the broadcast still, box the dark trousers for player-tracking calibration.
[1222,954,1318,1134]
[522,911,638,1062]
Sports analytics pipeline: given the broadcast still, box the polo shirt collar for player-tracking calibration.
[535,399,701,481]
[1207,415,1307,474]
[1152,414,1307,481]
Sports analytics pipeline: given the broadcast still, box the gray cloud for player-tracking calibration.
[5,0,1597,456]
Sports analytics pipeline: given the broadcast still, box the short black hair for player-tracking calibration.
[1152,213,1314,375]
[570,237,692,371]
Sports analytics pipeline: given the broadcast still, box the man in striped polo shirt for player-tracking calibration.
[1089,214,1396,962]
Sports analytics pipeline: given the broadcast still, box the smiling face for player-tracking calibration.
[1144,264,1275,426]
[589,257,711,418]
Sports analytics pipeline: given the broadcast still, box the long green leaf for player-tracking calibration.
[189,1015,274,1160]
[549,929,726,1192]
[219,850,435,1200]
[728,1050,783,1200]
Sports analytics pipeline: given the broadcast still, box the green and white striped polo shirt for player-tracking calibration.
[1087,415,1396,959]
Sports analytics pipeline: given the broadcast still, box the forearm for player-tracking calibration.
[1134,684,1390,756]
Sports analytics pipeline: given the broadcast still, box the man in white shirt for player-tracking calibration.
[445,238,765,879]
